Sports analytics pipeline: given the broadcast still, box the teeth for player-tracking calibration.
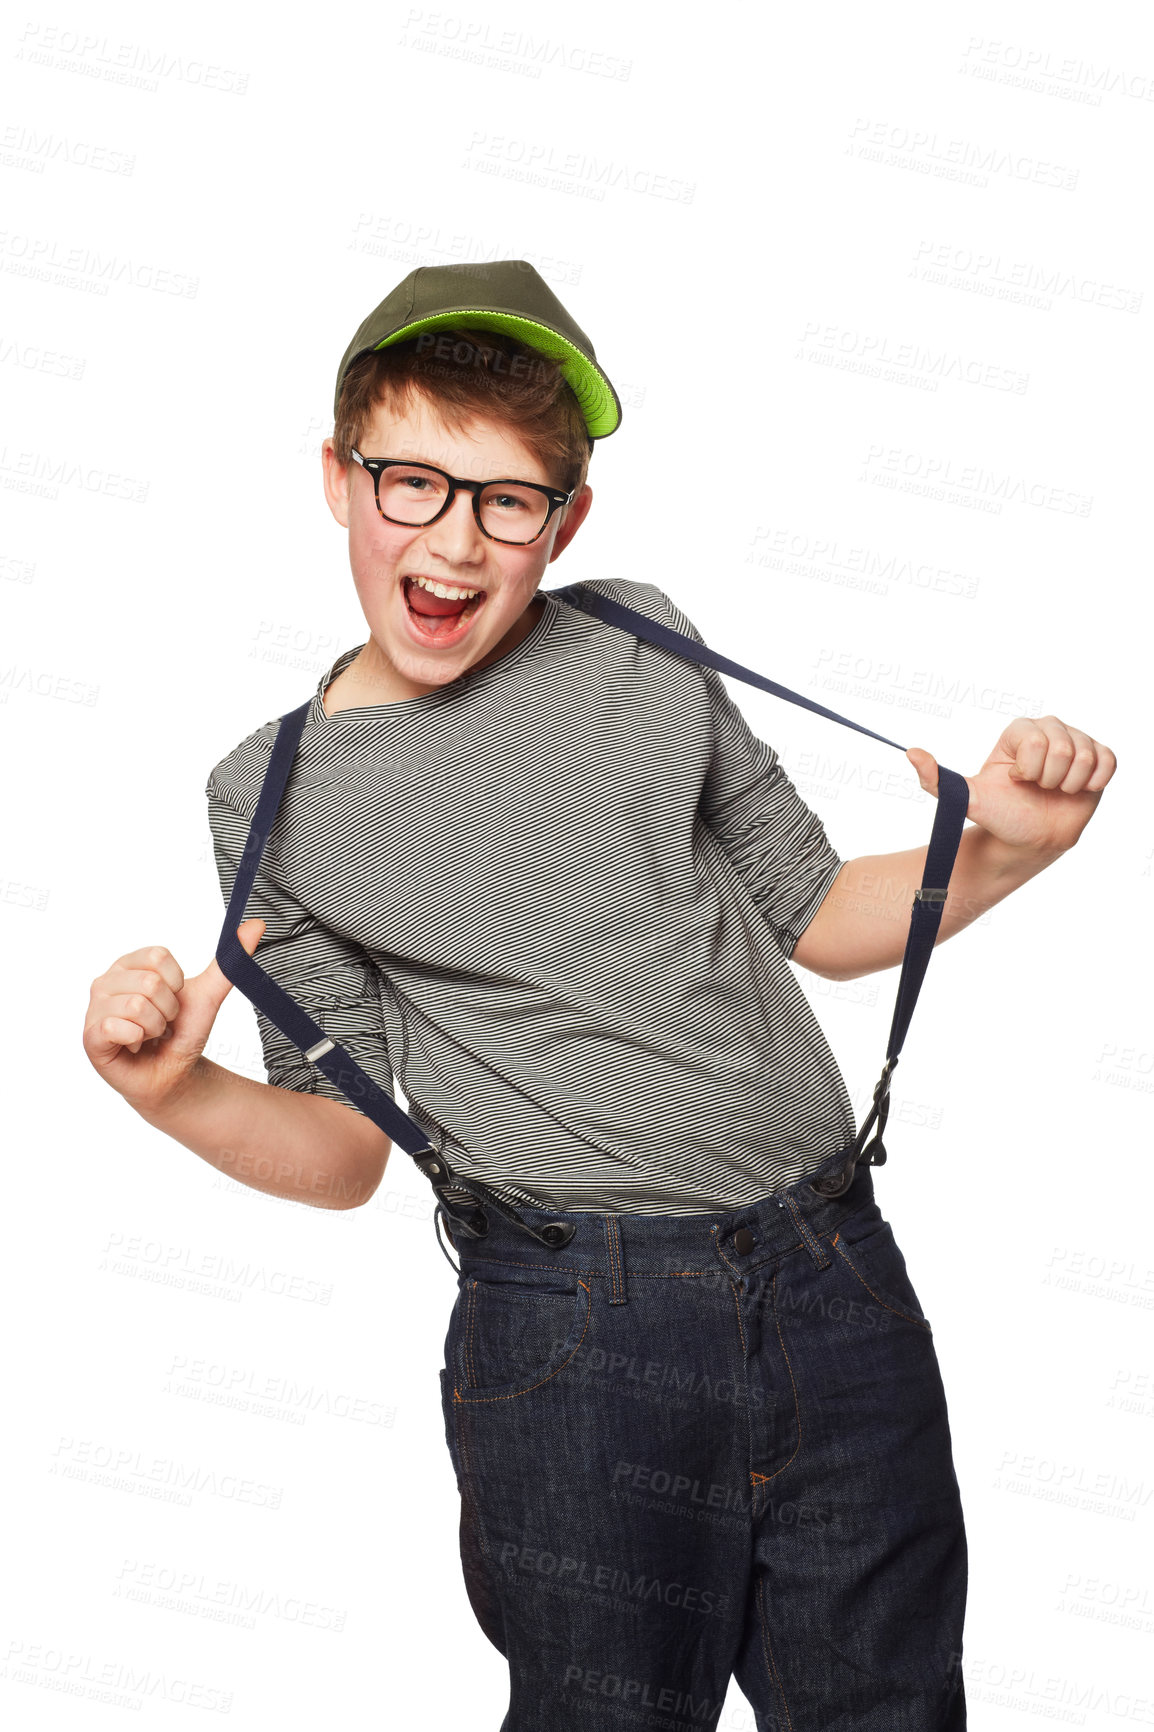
[409,575,482,601]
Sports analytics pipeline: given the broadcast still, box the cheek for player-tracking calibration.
[350,514,415,574]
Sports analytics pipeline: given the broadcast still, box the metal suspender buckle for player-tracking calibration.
[913,887,948,905]
[410,1147,490,1238]
[411,1145,450,1183]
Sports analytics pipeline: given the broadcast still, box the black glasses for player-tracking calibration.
[351,450,574,546]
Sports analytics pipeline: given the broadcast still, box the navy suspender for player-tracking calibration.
[215,584,970,1245]
[552,587,971,1199]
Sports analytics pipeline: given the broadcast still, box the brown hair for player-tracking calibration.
[331,326,594,498]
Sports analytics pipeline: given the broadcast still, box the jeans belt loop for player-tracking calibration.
[784,1193,834,1271]
[603,1213,628,1304]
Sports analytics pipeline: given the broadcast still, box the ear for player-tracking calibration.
[547,484,593,563]
[321,437,352,528]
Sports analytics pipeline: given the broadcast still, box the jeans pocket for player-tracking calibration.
[437,1368,508,1653]
[438,1369,464,1485]
[448,1269,592,1402]
[832,1205,932,1332]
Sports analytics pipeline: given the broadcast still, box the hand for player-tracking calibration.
[83,919,266,1114]
[905,717,1117,854]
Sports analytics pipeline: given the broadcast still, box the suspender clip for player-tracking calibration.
[913,887,948,904]
[410,1147,490,1238]
[411,1146,449,1181]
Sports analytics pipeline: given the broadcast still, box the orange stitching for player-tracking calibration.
[458,1227,856,1284]
[455,1279,593,1404]
[460,1249,714,1279]
[458,1255,579,1274]
[729,1274,747,1355]
[831,1237,931,1332]
[460,1260,718,1279]
[463,1279,479,1387]
[713,1242,740,1280]
[783,1195,808,1242]
[784,1194,829,1266]
[710,1241,749,1352]
[751,1273,802,1488]
[756,1575,795,1730]
[832,1232,839,1244]
[607,1215,623,1299]
[451,1401,502,1602]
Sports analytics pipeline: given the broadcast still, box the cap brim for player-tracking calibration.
[370,310,621,439]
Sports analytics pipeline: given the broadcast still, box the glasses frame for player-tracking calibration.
[350,449,574,547]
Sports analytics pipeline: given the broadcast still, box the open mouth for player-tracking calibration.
[402,574,487,641]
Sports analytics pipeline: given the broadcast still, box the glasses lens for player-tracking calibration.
[478,483,550,544]
[378,464,450,525]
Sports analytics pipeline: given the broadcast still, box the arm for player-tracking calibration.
[793,715,1116,980]
[791,830,1064,981]
[86,768,396,1210]
[85,921,392,1211]
[646,590,1116,984]
[177,779,399,1207]
[135,1051,392,1211]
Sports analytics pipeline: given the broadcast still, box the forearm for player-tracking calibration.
[134,1057,392,1209]
[796,825,1068,981]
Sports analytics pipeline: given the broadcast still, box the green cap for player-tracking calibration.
[333,259,622,438]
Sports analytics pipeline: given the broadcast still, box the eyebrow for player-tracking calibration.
[377,452,550,486]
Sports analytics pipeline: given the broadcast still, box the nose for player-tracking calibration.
[421,486,487,567]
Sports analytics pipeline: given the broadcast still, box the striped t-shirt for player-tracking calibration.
[205,579,857,1215]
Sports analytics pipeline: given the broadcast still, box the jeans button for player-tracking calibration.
[734,1227,755,1255]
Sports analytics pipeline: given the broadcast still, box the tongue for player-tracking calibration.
[407,578,473,617]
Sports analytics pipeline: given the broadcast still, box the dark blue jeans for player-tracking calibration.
[437,1154,967,1730]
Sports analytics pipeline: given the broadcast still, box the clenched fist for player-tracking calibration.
[83,918,266,1115]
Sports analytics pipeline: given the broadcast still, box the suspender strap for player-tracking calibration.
[213,699,577,1250]
[214,587,970,1226]
[550,583,971,1197]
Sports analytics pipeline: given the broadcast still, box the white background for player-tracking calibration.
[2,0,1151,1725]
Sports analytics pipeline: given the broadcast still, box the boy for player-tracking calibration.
[84,261,1114,1729]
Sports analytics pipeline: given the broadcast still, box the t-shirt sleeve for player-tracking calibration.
[206,775,396,1116]
[646,585,846,960]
